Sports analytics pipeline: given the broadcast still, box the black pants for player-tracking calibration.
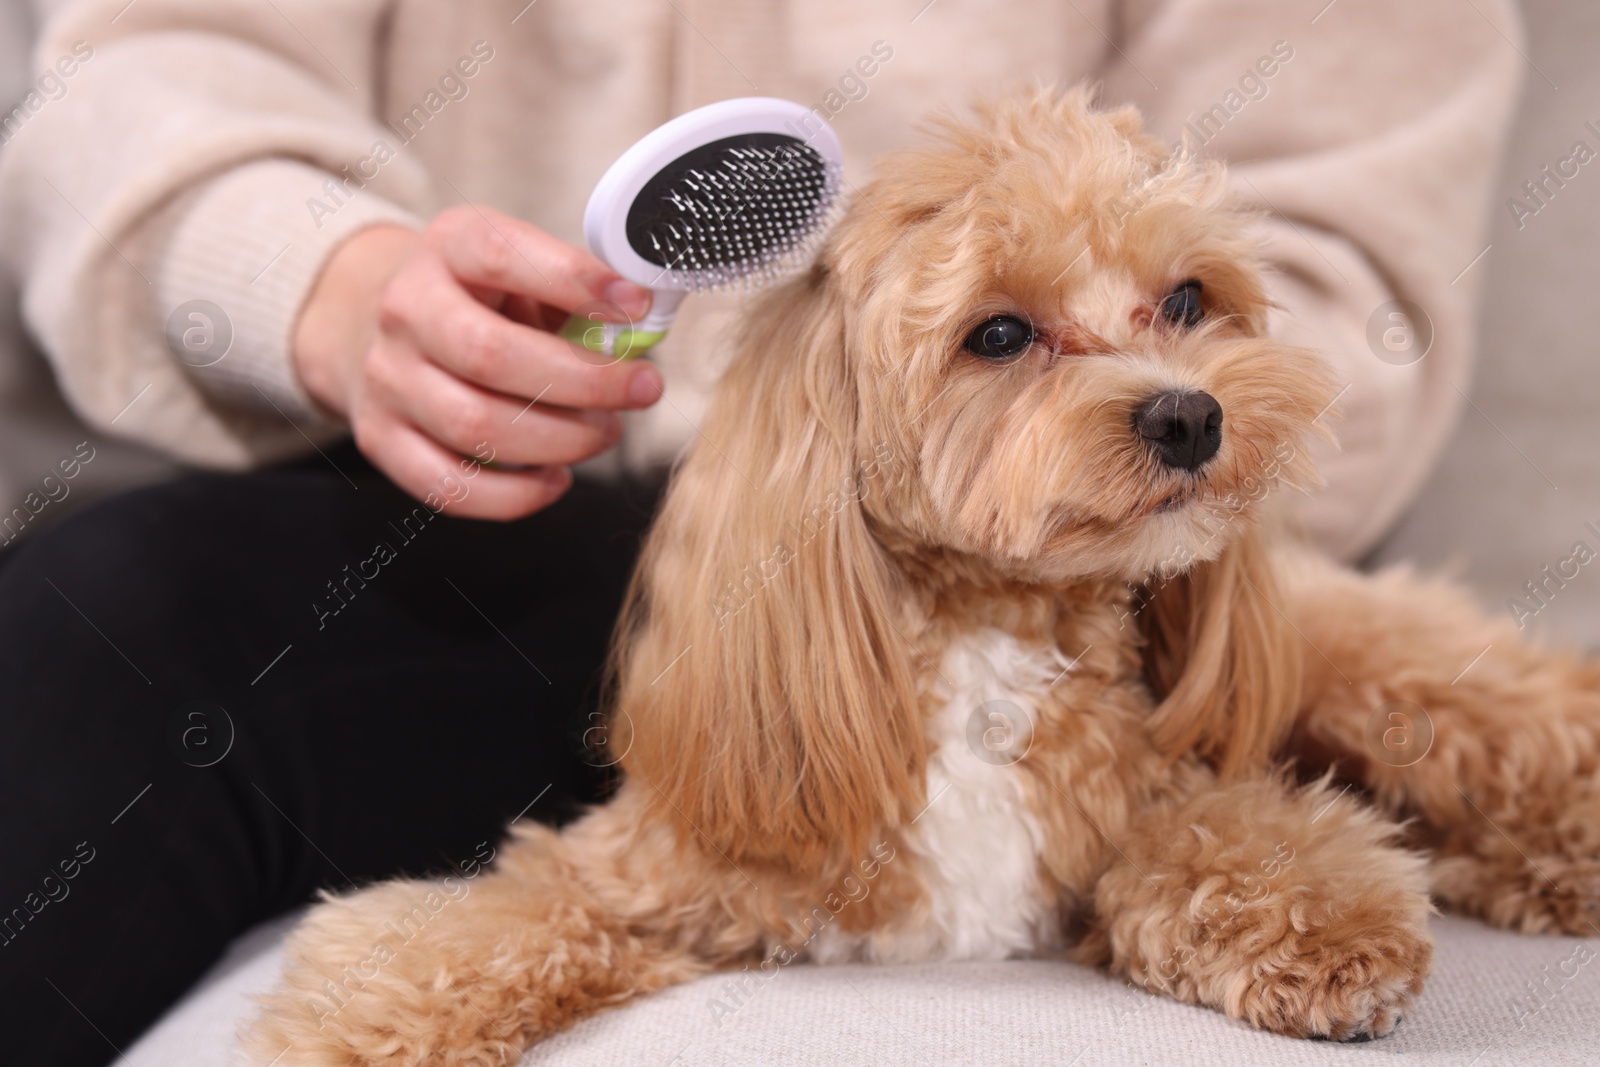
[0,442,663,1067]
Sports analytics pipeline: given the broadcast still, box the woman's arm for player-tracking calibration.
[0,0,425,467]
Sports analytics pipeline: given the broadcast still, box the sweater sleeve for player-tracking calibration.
[1096,0,1524,561]
[0,0,431,469]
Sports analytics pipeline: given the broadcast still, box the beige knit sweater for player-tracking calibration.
[0,0,1523,560]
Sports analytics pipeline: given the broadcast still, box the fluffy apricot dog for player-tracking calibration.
[248,87,1600,1063]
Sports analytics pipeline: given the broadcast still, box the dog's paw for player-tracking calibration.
[244,988,523,1067]
[239,883,529,1067]
[1086,776,1437,1042]
[1427,782,1600,937]
[240,867,699,1067]
[1227,919,1432,1041]
[1433,849,1600,936]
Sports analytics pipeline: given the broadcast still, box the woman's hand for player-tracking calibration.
[291,206,663,519]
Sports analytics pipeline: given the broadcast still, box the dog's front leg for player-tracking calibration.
[243,818,710,1067]
[1279,547,1600,935]
[1074,775,1433,1041]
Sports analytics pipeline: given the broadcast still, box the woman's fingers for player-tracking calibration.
[428,203,651,320]
[372,351,624,466]
[382,265,663,411]
[354,409,574,521]
[341,207,670,519]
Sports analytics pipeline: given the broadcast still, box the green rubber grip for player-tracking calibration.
[558,313,666,359]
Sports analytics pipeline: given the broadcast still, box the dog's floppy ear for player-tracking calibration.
[1137,522,1302,778]
[609,266,926,866]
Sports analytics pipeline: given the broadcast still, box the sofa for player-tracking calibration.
[117,910,1600,1066]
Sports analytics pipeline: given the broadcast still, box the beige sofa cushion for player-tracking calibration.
[120,911,1596,1066]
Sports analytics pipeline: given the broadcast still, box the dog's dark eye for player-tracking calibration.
[963,315,1033,360]
[1160,279,1204,328]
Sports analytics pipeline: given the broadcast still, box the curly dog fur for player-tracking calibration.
[245,86,1600,1064]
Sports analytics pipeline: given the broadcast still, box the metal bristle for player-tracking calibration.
[628,137,841,293]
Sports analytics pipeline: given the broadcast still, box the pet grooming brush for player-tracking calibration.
[559,97,844,358]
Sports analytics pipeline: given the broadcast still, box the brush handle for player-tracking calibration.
[557,289,684,360]
[556,317,666,359]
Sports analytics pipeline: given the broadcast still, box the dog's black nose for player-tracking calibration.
[1134,391,1223,471]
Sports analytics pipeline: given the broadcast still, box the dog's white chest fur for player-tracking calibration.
[813,628,1065,964]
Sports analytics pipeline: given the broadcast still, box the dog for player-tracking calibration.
[247,86,1600,1063]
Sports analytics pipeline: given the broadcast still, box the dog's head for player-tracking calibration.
[615,87,1335,864]
[824,86,1332,581]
